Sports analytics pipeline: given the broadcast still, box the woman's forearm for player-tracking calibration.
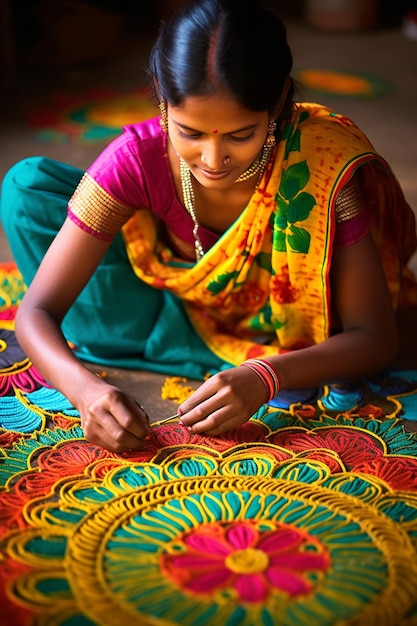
[15,305,106,408]
[267,326,398,391]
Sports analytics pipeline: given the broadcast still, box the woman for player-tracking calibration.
[1,0,416,452]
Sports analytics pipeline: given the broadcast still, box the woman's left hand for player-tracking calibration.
[177,366,268,435]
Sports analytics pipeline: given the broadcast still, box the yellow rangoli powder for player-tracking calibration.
[161,376,195,403]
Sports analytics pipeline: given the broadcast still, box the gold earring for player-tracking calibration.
[265,120,277,148]
[159,100,168,133]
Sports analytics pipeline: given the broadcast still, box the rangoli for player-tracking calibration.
[1,262,417,626]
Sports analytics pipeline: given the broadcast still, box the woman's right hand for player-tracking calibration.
[77,380,152,453]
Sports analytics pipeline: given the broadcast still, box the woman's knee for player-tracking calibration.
[1,157,84,233]
[0,157,84,281]
[1,156,83,199]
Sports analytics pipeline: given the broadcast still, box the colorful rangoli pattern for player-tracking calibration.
[28,88,158,145]
[1,263,417,626]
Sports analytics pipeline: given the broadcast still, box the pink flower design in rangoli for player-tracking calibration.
[161,520,329,602]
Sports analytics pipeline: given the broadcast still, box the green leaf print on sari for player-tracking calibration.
[254,251,272,273]
[273,160,316,254]
[207,270,240,295]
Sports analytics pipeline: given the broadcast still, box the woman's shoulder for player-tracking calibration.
[122,116,164,144]
[88,116,166,179]
[106,116,165,159]
[85,116,170,209]
[293,102,375,151]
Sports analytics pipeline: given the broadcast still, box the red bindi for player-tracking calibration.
[212,129,218,134]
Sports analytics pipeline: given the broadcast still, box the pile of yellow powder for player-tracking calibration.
[160,376,195,403]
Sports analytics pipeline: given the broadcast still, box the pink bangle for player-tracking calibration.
[259,358,281,395]
[240,358,280,402]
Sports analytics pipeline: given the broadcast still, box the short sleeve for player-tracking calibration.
[68,172,136,241]
[333,173,374,248]
[67,119,168,240]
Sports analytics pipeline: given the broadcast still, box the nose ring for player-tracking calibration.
[224,156,230,164]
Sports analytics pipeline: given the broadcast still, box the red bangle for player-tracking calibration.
[240,358,280,402]
[259,358,281,395]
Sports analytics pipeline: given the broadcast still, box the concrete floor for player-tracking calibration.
[1,15,416,421]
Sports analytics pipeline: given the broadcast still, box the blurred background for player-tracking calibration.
[1,0,417,277]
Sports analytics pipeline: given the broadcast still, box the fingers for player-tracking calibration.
[178,367,267,436]
[181,408,244,436]
[180,402,225,434]
[83,409,149,453]
[178,374,220,414]
[81,386,152,453]
[116,397,152,439]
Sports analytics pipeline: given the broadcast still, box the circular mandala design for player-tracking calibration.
[29,89,158,144]
[66,476,413,626]
[72,94,157,129]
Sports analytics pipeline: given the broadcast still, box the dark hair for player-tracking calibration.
[148,0,294,118]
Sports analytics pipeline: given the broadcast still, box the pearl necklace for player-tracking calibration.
[180,142,274,261]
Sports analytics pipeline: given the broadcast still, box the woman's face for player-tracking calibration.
[167,90,270,189]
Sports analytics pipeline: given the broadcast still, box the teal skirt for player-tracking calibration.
[0,157,227,378]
